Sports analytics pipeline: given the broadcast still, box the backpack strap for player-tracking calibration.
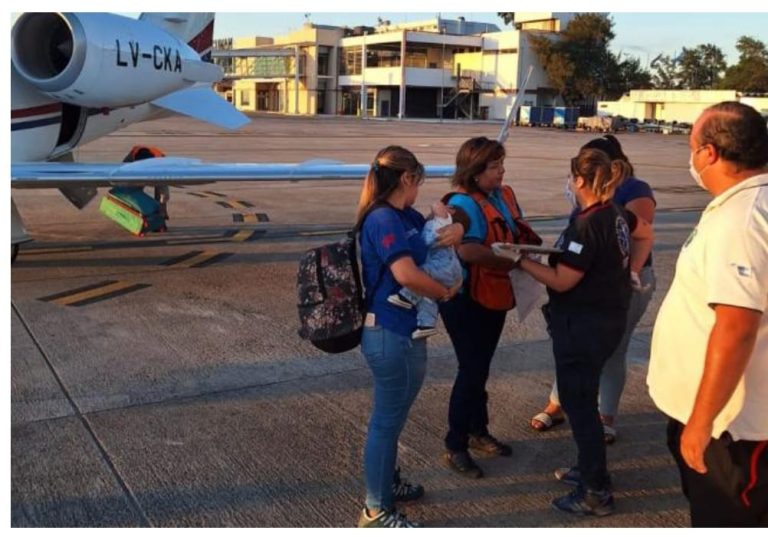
[351,201,389,309]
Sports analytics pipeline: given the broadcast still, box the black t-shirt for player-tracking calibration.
[547,201,637,313]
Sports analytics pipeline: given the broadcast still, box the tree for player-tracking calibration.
[605,55,653,98]
[527,13,617,106]
[720,36,768,92]
[650,54,682,89]
[677,44,726,89]
[497,12,515,26]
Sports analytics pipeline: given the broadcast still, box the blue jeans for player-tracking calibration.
[362,324,427,511]
[550,266,656,416]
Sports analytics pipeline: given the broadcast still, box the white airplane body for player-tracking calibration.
[10,12,455,260]
[11,13,226,163]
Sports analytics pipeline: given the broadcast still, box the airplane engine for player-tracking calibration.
[12,12,222,109]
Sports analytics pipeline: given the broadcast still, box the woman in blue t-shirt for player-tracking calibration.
[530,135,657,445]
[355,145,464,528]
[439,136,540,480]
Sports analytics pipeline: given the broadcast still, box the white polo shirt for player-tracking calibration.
[648,173,768,441]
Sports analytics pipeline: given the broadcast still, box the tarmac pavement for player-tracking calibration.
[10,116,706,527]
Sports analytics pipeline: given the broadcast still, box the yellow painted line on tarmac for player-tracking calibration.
[22,246,94,255]
[164,250,221,268]
[40,280,150,307]
[232,213,269,223]
[188,191,226,199]
[299,230,349,237]
[167,237,230,245]
[231,230,255,242]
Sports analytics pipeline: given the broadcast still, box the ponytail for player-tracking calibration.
[355,145,424,225]
[571,148,629,202]
[581,134,635,177]
[594,159,631,202]
[356,169,379,224]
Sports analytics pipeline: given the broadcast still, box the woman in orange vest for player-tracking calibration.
[439,136,541,478]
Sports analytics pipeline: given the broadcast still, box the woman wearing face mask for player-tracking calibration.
[531,135,657,444]
[515,147,653,516]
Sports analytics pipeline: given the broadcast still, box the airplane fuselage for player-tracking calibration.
[11,72,162,162]
[11,12,212,162]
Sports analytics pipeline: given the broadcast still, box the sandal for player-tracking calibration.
[603,424,617,445]
[530,411,565,432]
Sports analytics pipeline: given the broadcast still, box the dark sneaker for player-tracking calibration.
[357,508,422,528]
[412,326,438,339]
[552,487,614,517]
[387,293,414,309]
[554,466,582,487]
[442,450,484,478]
[392,467,424,502]
[468,434,512,457]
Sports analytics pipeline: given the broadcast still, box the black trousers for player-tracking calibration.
[550,309,626,491]
[667,418,768,527]
[440,294,507,452]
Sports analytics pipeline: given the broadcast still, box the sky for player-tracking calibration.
[8,4,768,67]
[208,12,768,67]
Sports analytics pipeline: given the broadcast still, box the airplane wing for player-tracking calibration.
[151,86,250,130]
[11,158,455,188]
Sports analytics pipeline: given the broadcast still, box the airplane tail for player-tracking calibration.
[138,13,250,130]
[138,13,215,62]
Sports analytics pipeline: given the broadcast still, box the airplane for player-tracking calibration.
[10,12,531,264]
[10,11,456,262]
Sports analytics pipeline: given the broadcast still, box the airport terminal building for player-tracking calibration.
[213,13,575,120]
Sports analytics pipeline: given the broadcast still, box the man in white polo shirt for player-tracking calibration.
[649,101,768,527]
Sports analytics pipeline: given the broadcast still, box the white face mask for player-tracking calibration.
[689,148,708,190]
[565,175,579,209]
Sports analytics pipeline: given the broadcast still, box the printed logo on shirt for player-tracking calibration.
[730,263,753,278]
[405,228,419,239]
[567,241,584,254]
[381,233,396,249]
[615,216,630,258]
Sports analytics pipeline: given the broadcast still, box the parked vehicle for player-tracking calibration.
[519,106,579,128]
[576,115,623,133]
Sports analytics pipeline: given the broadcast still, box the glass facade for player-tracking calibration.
[365,46,401,68]
[340,47,362,75]
[232,53,305,78]
[317,46,331,76]
[339,45,456,72]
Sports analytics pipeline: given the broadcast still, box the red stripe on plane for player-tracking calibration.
[11,103,62,119]
[187,20,214,55]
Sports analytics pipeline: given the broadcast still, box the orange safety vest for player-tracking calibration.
[458,185,542,311]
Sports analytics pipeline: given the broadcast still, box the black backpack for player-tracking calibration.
[296,206,383,353]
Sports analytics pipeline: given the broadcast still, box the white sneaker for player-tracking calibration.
[358,508,422,528]
[412,327,438,339]
[387,293,414,309]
